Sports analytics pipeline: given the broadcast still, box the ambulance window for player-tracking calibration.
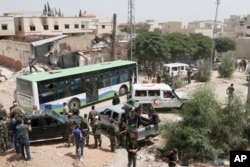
[172,67,178,71]
[135,90,147,96]
[148,90,160,96]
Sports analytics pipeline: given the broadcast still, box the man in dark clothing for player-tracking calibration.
[166,148,179,167]
[88,105,97,132]
[28,57,38,73]
[16,118,32,160]
[10,112,20,153]
[187,68,192,84]
[112,93,120,105]
[127,137,139,167]
[226,83,235,101]
[108,120,117,152]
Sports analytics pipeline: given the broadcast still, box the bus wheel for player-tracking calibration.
[119,86,127,96]
[69,98,80,109]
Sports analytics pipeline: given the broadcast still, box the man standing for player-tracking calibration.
[66,113,75,147]
[10,113,20,154]
[0,116,8,153]
[93,116,102,148]
[187,68,192,84]
[127,137,139,167]
[82,114,90,146]
[16,118,32,160]
[226,83,235,101]
[118,118,127,147]
[88,105,97,132]
[112,93,120,105]
[73,124,84,161]
[108,120,117,152]
[0,103,8,121]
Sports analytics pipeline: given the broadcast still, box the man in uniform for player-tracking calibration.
[66,113,75,147]
[0,116,8,152]
[10,102,24,118]
[108,120,117,152]
[0,103,8,121]
[88,105,97,132]
[93,116,102,148]
[187,68,192,84]
[81,114,90,146]
[118,118,127,147]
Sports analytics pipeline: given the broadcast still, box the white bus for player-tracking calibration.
[16,60,138,113]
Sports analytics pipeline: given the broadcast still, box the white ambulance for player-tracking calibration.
[131,83,189,109]
[162,63,197,77]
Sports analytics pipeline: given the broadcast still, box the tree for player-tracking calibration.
[160,85,250,162]
[215,37,236,56]
[190,33,212,61]
[218,54,235,78]
[128,32,170,73]
[164,33,197,61]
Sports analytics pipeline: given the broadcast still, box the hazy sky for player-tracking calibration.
[0,0,249,23]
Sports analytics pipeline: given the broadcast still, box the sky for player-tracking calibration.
[0,0,249,23]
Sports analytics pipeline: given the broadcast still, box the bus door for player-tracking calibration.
[85,77,98,103]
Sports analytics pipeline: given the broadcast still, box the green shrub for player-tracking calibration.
[195,59,211,82]
[218,55,235,78]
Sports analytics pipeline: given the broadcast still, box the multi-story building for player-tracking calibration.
[0,16,15,37]
[224,15,250,37]
[0,12,112,38]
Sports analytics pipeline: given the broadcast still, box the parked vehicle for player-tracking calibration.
[96,104,158,142]
[162,63,197,77]
[131,83,189,109]
[8,109,89,143]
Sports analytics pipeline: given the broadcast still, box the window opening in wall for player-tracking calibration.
[43,25,49,30]
[30,25,36,31]
[81,24,85,29]
[18,25,22,31]
[102,25,105,29]
[65,24,69,29]
[74,24,79,29]
[54,25,59,30]
[1,24,8,30]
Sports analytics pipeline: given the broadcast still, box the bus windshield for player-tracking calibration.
[16,60,138,113]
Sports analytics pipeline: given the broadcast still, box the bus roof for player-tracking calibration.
[132,83,172,90]
[17,60,136,82]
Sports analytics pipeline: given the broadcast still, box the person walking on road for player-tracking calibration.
[88,105,97,132]
[66,113,75,147]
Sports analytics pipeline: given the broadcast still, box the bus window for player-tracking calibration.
[110,70,118,85]
[100,72,110,87]
[120,68,128,82]
[38,81,57,103]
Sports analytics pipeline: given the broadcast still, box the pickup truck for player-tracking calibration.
[8,109,89,143]
[96,104,158,142]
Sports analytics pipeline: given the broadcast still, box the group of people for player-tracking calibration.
[0,101,32,161]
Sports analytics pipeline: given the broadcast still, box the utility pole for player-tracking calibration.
[111,13,117,61]
[210,0,220,69]
[128,0,135,60]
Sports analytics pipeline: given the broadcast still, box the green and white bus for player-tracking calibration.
[16,60,138,113]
